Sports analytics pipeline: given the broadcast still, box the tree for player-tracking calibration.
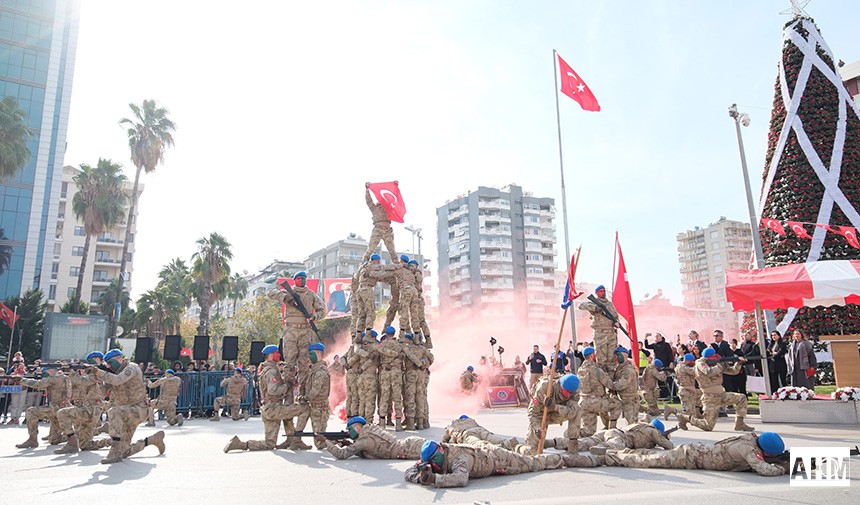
[0,96,31,182]
[96,278,132,335]
[0,228,11,276]
[228,272,249,315]
[191,232,232,335]
[231,294,284,364]
[1,289,46,362]
[58,298,89,314]
[135,285,182,341]
[751,15,860,340]
[111,99,176,343]
[70,159,128,309]
[157,258,193,309]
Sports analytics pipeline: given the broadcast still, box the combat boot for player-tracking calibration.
[664,406,678,420]
[677,414,689,430]
[145,420,156,427]
[734,416,754,432]
[147,430,166,454]
[289,438,312,451]
[395,418,403,432]
[608,419,617,429]
[210,414,220,421]
[378,417,386,428]
[101,440,128,464]
[224,436,248,453]
[54,434,79,454]
[404,417,415,430]
[16,436,38,449]
[48,434,67,445]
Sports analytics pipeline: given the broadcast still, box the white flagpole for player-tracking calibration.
[553,49,579,371]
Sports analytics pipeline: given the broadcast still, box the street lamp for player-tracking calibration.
[728,103,772,394]
[405,226,422,256]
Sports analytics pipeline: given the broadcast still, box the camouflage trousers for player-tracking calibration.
[606,445,701,469]
[346,369,360,417]
[213,395,242,420]
[57,404,102,444]
[384,285,399,328]
[641,389,660,416]
[525,406,581,450]
[580,395,621,436]
[678,387,702,414]
[578,428,627,452]
[149,395,182,424]
[416,369,430,421]
[403,369,420,419]
[363,224,397,262]
[593,329,618,367]
[379,369,403,420]
[107,403,149,446]
[612,395,640,425]
[353,287,376,332]
[414,296,430,335]
[25,405,61,441]
[247,402,308,451]
[688,391,747,431]
[358,371,378,421]
[296,402,329,449]
[397,284,421,335]
[282,324,314,389]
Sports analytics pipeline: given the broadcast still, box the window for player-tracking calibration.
[69,266,80,277]
[125,253,133,262]
[714,265,723,273]
[93,270,109,282]
[74,226,85,236]
[48,285,56,300]
[710,230,719,239]
[61,182,68,198]
[98,232,111,241]
[526,253,542,261]
[712,253,721,261]
[53,243,61,255]
[67,288,76,298]
[711,242,720,250]
[72,246,84,256]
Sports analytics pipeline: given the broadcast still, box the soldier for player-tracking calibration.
[15,365,71,449]
[678,348,754,432]
[224,345,311,453]
[329,353,346,409]
[362,183,398,262]
[402,333,426,430]
[405,439,599,488]
[459,366,478,394]
[267,271,325,390]
[342,343,362,418]
[53,353,108,454]
[416,334,434,430]
[355,330,380,423]
[578,285,620,367]
[377,326,405,431]
[95,349,165,464]
[525,373,581,453]
[375,255,422,343]
[211,367,248,422]
[604,432,786,476]
[640,359,667,418]
[577,346,620,436]
[352,254,382,341]
[407,259,431,341]
[608,346,640,427]
[578,419,673,460]
[442,415,522,452]
[295,343,331,449]
[317,415,425,459]
[148,368,185,426]
[664,353,702,420]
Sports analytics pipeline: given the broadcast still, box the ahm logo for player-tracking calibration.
[789,447,850,487]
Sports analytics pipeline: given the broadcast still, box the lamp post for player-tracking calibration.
[405,226,422,256]
[728,103,772,395]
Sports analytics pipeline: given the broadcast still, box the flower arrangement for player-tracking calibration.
[831,387,860,402]
[773,386,813,401]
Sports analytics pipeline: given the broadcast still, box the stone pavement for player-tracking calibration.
[1,408,858,503]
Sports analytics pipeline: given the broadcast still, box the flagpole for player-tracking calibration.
[6,306,17,369]
[553,49,579,368]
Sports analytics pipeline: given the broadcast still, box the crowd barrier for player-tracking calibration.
[144,371,257,415]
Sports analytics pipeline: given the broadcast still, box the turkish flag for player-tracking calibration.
[834,226,860,249]
[814,223,838,233]
[761,218,786,235]
[612,233,638,360]
[367,181,406,223]
[786,221,812,239]
[180,347,192,357]
[0,302,19,328]
[556,53,600,112]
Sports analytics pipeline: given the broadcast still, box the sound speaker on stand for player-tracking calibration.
[222,336,238,361]
[249,341,266,366]
[163,335,181,361]
[193,335,210,361]
[134,337,154,364]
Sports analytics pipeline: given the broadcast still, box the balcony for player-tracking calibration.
[97,237,124,247]
[93,257,121,266]
[57,213,65,221]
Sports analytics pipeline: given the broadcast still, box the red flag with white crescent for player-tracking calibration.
[835,226,860,249]
[0,302,19,328]
[760,218,786,236]
[367,181,406,223]
[785,221,812,239]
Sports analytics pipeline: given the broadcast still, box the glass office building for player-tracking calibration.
[0,0,79,298]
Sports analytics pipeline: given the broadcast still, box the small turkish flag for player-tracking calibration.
[556,53,600,112]
[0,302,19,328]
[786,221,812,239]
[180,347,192,357]
[835,226,860,249]
[367,181,406,223]
[760,218,786,236]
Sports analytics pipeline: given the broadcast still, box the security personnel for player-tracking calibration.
[211,367,248,421]
[459,366,478,394]
[525,373,581,453]
[317,415,425,460]
[148,368,185,426]
[295,343,331,449]
[678,348,753,432]
[577,346,619,436]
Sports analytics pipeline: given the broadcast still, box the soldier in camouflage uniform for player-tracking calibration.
[578,285,620,367]
[640,359,667,418]
[525,373,581,453]
[577,346,620,436]
[342,344,361,418]
[405,440,599,488]
[459,366,478,394]
[407,259,431,343]
[95,349,165,464]
[664,353,702,420]
[54,352,109,454]
[148,368,185,426]
[211,368,248,421]
[267,271,325,390]
[604,432,787,476]
[678,348,753,432]
[318,415,425,459]
[416,335,433,430]
[577,419,673,460]
[354,330,379,422]
[377,326,404,430]
[608,346,640,427]
[442,415,524,453]
[352,254,382,340]
[401,333,426,430]
[295,343,331,449]
[362,184,398,262]
[224,345,311,453]
[15,366,71,449]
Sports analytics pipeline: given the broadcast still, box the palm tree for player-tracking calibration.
[228,272,249,315]
[136,285,182,341]
[0,96,31,182]
[191,232,232,335]
[0,228,11,276]
[70,159,128,309]
[96,278,131,332]
[157,258,193,308]
[110,99,175,342]
[59,298,89,314]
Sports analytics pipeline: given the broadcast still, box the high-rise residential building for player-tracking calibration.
[676,217,752,337]
[841,59,860,105]
[48,165,141,311]
[436,185,558,341]
[0,0,81,299]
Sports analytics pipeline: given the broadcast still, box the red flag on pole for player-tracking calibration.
[561,249,583,308]
[556,53,601,112]
[367,181,407,223]
[612,233,638,363]
[0,302,19,328]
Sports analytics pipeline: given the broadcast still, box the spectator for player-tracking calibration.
[5,359,27,424]
[690,330,707,355]
[690,345,702,360]
[637,343,650,373]
[787,329,817,389]
[768,330,789,391]
[187,362,197,372]
[172,361,184,372]
[644,333,674,369]
[739,332,762,376]
[550,350,568,373]
[524,345,547,389]
[513,356,527,376]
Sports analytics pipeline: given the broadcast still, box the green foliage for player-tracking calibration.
[58,298,90,314]
[191,232,233,335]
[316,316,352,346]
[1,289,46,362]
[231,294,283,364]
[0,96,31,182]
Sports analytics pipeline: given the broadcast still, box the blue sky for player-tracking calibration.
[64,1,860,305]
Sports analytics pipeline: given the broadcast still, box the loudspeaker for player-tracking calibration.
[193,335,210,361]
[222,336,238,361]
[163,335,181,361]
[134,337,153,363]
[249,341,266,366]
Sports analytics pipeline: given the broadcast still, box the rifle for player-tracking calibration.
[281,281,321,338]
[294,430,350,440]
[663,425,680,439]
[586,294,631,339]
[763,446,859,469]
[718,355,764,363]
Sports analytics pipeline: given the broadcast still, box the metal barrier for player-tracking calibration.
[144,371,256,417]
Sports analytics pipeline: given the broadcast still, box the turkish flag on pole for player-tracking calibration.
[0,302,19,328]
[556,53,601,112]
[367,181,407,223]
[612,233,638,362]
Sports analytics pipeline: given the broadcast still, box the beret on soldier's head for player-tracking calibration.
[420,441,439,462]
[653,359,663,368]
[684,353,696,362]
[650,419,665,432]
[582,347,595,356]
[261,344,279,355]
[595,285,605,292]
[703,348,717,359]
[104,349,123,361]
[346,416,366,428]
[309,343,325,352]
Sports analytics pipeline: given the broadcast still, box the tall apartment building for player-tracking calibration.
[49,165,141,311]
[676,217,752,337]
[436,185,558,341]
[0,0,80,299]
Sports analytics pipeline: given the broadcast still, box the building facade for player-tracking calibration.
[0,0,80,299]
[436,185,559,342]
[49,165,141,311]
[841,59,860,105]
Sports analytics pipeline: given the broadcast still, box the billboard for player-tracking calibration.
[323,278,352,318]
[42,313,109,361]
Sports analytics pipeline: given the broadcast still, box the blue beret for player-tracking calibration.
[615,346,628,355]
[684,353,696,362]
[309,343,325,352]
[400,254,410,263]
[582,347,595,357]
[293,271,307,279]
[165,369,175,375]
[104,349,123,361]
[86,351,104,360]
[370,254,381,261]
[653,359,664,368]
[703,348,717,359]
[346,416,366,428]
[420,440,439,462]
[262,344,279,355]
[466,366,474,371]
[404,333,414,339]
[234,367,243,373]
[758,432,785,455]
[595,285,605,292]
[458,415,469,420]
[560,374,580,393]
[650,419,665,432]
[384,326,396,335]
[370,330,378,338]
